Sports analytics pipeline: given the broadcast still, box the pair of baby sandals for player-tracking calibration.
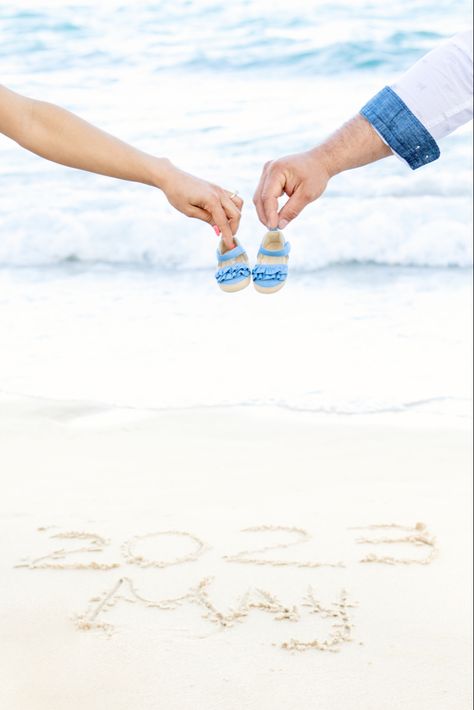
[215,229,291,294]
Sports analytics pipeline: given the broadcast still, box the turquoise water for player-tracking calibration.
[0,1,472,418]
[0,0,472,268]
[0,1,470,75]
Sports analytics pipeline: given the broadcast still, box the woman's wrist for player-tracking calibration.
[148,156,177,191]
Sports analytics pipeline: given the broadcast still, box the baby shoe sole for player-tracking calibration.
[254,282,285,294]
[219,276,251,293]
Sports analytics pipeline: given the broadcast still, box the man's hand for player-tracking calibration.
[253,149,330,230]
[253,116,393,229]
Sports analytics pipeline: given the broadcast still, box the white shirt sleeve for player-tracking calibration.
[391,30,473,140]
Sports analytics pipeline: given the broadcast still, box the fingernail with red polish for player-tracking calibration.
[213,225,221,236]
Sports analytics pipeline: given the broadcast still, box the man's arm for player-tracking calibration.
[254,115,391,229]
[0,85,241,248]
[254,30,473,230]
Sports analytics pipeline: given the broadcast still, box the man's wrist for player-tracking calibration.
[309,114,393,180]
[308,145,337,180]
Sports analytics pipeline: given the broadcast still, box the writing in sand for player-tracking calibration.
[16,522,437,652]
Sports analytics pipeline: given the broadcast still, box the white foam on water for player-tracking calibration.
[0,2,472,422]
[0,266,471,421]
[0,3,472,269]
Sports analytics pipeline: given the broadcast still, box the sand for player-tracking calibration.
[0,393,472,710]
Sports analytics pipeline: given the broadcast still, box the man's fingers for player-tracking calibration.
[260,167,286,229]
[277,187,308,228]
[261,188,280,230]
[253,167,270,227]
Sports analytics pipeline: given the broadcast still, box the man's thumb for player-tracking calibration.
[277,189,307,228]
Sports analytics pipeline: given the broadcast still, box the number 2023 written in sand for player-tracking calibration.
[17,522,438,571]
[15,523,438,652]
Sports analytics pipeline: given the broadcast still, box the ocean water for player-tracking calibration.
[0,1,472,420]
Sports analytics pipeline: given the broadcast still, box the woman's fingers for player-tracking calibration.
[170,177,244,248]
[208,200,235,249]
[221,194,242,236]
[186,200,236,250]
[187,204,213,223]
[208,189,244,248]
[226,191,244,211]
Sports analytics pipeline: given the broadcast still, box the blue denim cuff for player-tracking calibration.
[360,86,440,170]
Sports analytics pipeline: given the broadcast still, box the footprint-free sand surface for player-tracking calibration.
[0,395,472,710]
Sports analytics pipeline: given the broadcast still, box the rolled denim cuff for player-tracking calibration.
[360,86,440,170]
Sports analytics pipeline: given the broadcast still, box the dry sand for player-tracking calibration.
[0,394,472,710]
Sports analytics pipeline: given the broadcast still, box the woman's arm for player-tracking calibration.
[0,84,241,247]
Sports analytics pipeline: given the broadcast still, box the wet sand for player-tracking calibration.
[0,394,472,710]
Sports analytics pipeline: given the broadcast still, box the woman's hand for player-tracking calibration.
[160,164,243,249]
[0,85,243,249]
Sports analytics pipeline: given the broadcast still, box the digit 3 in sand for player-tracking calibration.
[252,230,291,294]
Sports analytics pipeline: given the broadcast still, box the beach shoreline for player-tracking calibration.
[1,2,472,708]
